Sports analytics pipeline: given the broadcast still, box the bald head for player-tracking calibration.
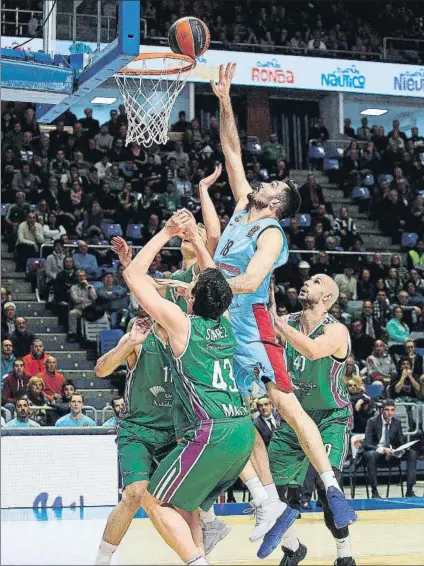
[298,273,339,311]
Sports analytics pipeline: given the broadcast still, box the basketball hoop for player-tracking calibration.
[115,53,196,148]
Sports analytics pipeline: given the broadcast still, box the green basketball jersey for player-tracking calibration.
[285,312,351,411]
[172,315,248,424]
[121,328,174,430]
[165,265,196,313]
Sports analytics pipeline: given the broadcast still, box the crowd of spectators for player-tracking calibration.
[144,0,424,62]
[2,99,424,445]
[3,1,424,63]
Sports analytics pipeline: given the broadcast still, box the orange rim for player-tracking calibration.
[117,52,196,76]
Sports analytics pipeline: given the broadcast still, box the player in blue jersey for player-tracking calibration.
[210,63,357,556]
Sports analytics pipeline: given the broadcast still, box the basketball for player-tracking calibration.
[168,17,210,59]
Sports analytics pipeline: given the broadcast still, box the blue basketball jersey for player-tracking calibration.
[214,210,288,309]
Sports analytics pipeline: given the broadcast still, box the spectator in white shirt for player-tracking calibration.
[43,213,67,243]
[335,264,358,300]
[95,155,112,179]
[95,124,114,154]
[167,140,189,168]
[174,166,192,199]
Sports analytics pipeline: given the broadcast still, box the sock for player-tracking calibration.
[320,471,342,493]
[264,483,282,504]
[95,540,117,565]
[187,555,208,565]
[199,507,216,525]
[282,525,300,553]
[246,476,267,503]
[335,536,352,559]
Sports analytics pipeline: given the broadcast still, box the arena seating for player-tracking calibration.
[1,96,423,449]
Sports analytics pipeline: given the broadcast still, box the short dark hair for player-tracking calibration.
[192,268,233,320]
[13,357,24,368]
[61,379,75,393]
[111,395,124,409]
[382,399,395,409]
[278,180,301,219]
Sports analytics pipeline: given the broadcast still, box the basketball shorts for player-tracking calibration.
[269,407,353,487]
[148,417,255,512]
[117,422,177,488]
[229,303,293,398]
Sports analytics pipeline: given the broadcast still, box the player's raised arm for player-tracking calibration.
[94,318,151,377]
[211,63,252,210]
[115,219,191,356]
[228,227,284,294]
[199,164,222,256]
[180,209,216,271]
[275,318,349,361]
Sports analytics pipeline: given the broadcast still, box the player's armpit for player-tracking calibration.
[228,228,283,294]
[276,319,348,360]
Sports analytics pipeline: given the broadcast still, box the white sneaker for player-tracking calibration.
[248,497,285,542]
[202,518,231,556]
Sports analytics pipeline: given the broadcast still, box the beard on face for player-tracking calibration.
[246,190,269,212]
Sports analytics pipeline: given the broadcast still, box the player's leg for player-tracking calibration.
[96,480,149,565]
[141,491,207,565]
[177,507,205,557]
[315,470,355,566]
[233,359,288,541]
[314,411,356,566]
[147,418,254,563]
[258,420,305,560]
[95,428,153,565]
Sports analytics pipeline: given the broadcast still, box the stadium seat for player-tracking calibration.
[1,204,10,216]
[365,382,383,398]
[323,158,339,171]
[295,213,312,228]
[82,313,110,342]
[378,174,394,184]
[309,144,325,160]
[126,224,143,240]
[88,281,104,290]
[351,187,370,200]
[59,359,96,370]
[1,48,26,61]
[102,223,123,239]
[98,329,124,356]
[363,174,375,186]
[401,232,418,248]
[280,218,291,228]
[72,378,113,390]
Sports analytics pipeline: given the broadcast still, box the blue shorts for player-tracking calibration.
[229,304,293,399]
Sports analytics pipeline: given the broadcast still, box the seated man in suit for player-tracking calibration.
[253,396,277,449]
[363,399,417,498]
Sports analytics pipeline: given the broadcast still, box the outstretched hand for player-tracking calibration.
[210,63,236,100]
[199,163,222,192]
[111,237,132,267]
[129,317,152,345]
[164,209,195,238]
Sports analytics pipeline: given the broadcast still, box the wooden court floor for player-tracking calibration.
[117,509,424,565]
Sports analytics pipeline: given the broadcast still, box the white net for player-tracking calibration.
[115,55,195,148]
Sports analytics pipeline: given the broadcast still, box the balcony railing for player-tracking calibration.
[2,7,422,66]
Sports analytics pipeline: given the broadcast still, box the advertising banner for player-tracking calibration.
[2,37,423,98]
[1,434,118,508]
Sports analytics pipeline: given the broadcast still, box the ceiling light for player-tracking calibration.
[91,97,117,104]
[360,108,388,116]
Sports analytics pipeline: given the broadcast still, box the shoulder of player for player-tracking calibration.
[257,225,283,248]
[322,317,348,335]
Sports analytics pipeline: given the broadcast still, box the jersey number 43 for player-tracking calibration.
[212,358,238,392]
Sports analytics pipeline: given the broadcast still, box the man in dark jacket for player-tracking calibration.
[363,399,417,497]
[298,174,325,213]
[54,256,78,304]
[9,317,35,358]
[253,396,277,448]
[2,358,31,413]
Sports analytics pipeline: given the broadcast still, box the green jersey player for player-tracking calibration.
[264,274,356,566]
[120,212,255,566]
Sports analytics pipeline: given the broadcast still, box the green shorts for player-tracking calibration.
[117,422,177,488]
[269,407,352,487]
[148,417,255,512]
